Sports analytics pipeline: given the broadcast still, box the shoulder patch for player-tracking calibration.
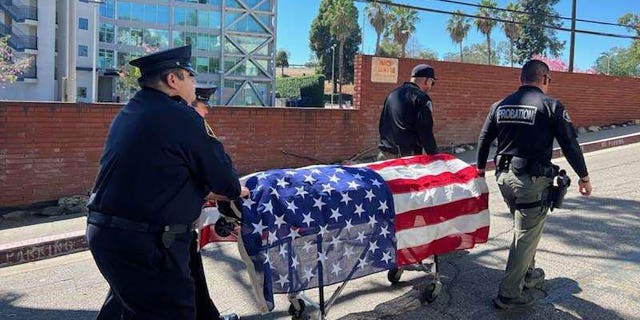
[426,100,433,112]
[562,109,572,123]
[204,119,217,139]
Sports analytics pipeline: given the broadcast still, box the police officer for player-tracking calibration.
[378,64,438,159]
[86,45,248,320]
[476,59,593,309]
[187,86,239,320]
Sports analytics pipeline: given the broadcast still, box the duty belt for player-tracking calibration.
[87,211,193,248]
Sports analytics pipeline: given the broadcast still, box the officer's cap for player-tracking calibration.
[411,64,437,79]
[129,45,197,78]
[195,86,217,105]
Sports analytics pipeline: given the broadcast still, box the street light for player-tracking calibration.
[87,1,104,102]
[331,44,335,106]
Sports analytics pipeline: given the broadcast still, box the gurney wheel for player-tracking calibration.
[387,268,403,284]
[423,280,442,303]
[288,299,305,319]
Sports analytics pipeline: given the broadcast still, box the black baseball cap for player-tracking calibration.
[411,64,437,79]
[129,45,197,78]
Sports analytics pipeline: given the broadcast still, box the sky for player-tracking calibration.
[275,0,640,71]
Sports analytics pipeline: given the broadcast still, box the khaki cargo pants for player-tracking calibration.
[496,170,553,298]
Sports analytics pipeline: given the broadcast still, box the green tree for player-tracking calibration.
[446,11,471,63]
[366,0,390,55]
[0,36,33,83]
[475,0,498,65]
[443,42,504,65]
[619,13,640,56]
[378,36,400,57]
[594,47,640,77]
[275,50,289,76]
[501,2,523,67]
[515,0,565,63]
[323,0,359,106]
[309,0,361,93]
[387,6,419,58]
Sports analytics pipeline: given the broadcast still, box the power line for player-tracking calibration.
[357,0,640,41]
[427,0,637,29]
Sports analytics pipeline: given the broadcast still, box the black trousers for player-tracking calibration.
[189,231,221,320]
[87,224,196,320]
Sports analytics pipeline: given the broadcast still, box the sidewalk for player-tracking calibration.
[1,124,640,268]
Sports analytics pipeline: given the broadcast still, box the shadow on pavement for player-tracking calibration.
[0,293,98,320]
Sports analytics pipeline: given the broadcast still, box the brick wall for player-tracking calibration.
[355,55,640,148]
[0,102,367,207]
[2,55,640,207]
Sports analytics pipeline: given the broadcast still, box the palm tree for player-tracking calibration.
[324,0,358,107]
[475,0,498,65]
[446,11,471,62]
[387,7,420,58]
[501,2,522,67]
[366,0,390,55]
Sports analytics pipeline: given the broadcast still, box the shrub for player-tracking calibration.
[276,74,325,107]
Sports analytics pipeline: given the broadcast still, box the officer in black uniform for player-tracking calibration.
[378,64,438,158]
[86,45,247,320]
[476,59,592,309]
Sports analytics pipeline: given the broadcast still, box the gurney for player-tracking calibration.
[198,154,490,320]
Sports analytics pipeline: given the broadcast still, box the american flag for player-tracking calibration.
[198,154,489,312]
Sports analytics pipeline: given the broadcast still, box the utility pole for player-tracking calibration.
[568,0,576,72]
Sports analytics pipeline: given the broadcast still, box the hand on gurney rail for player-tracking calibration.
[210,187,249,237]
[205,186,251,202]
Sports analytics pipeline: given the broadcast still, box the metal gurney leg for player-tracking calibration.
[386,255,443,303]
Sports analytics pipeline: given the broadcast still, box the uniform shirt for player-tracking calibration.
[476,85,588,178]
[87,87,241,225]
[379,82,438,155]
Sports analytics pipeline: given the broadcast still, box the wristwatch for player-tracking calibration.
[580,176,590,183]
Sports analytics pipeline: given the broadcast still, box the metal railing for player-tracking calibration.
[0,0,38,22]
[0,21,37,51]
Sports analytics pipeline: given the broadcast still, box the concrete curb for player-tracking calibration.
[1,132,639,269]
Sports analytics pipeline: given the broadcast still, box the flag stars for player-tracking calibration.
[287,227,301,240]
[354,204,365,217]
[317,251,328,265]
[329,174,340,183]
[303,241,314,253]
[313,197,326,211]
[371,178,383,188]
[347,180,360,190]
[302,212,315,227]
[378,200,389,213]
[303,268,315,282]
[295,186,309,198]
[330,208,342,222]
[260,200,274,214]
[311,169,321,175]
[356,231,366,243]
[343,245,355,258]
[276,177,289,188]
[329,235,342,248]
[257,172,269,180]
[274,214,286,228]
[269,187,280,199]
[242,197,256,209]
[291,255,300,270]
[335,168,345,174]
[321,183,335,194]
[285,170,296,176]
[275,273,289,288]
[344,219,354,232]
[368,240,379,253]
[252,219,267,235]
[368,215,378,228]
[357,256,368,269]
[267,230,278,244]
[381,251,393,264]
[380,225,391,238]
[303,174,316,184]
[286,200,298,213]
[353,173,364,180]
[364,189,376,202]
[279,244,288,258]
[340,192,352,205]
[331,262,343,276]
[319,225,329,237]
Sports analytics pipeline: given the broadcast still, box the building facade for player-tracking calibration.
[0,0,277,106]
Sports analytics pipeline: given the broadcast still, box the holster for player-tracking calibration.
[546,169,571,211]
[494,154,559,178]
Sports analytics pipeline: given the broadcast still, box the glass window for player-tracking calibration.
[196,33,208,51]
[184,32,197,47]
[157,6,169,24]
[144,29,169,49]
[78,17,88,30]
[78,45,88,57]
[256,14,273,29]
[209,11,220,29]
[100,0,115,18]
[208,35,220,52]
[117,1,131,20]
[185,8,197,26]
[173,31,184,47]
[245,0,261,9]
[117,26,131,45]
[207,0,222,5]
[225,12,241,27]
[173,7,186,25]
[98,49,115,68]
[130,3,144,22]
[99,23,114,43]
[209,57,220,73]
[195,57,209,73]
[197,11,209,28]
[257,0,272,11]
[143,4,157,23]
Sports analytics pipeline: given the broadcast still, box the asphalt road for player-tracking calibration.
[1,143,639,320]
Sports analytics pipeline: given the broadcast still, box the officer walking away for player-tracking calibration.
[86,45,247,320]
[378,64,438,159]
[476,59,593,309]
[189,86,240,320]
